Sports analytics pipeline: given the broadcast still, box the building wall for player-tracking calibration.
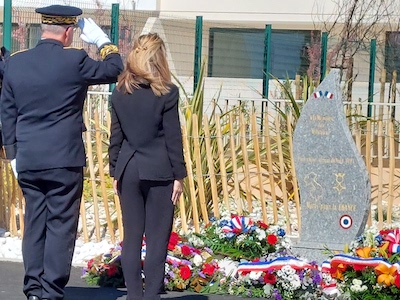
[159,0,336,24]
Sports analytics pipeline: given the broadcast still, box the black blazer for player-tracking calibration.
[0,39,123,172]
[109,83,187,181]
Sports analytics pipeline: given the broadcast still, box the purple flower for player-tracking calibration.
[168,271,175,278]
[298,271,305,281]
[171,261,180,268]
[198,270,206,278]
[273,289,283,300]
[312,273,322,285]
[182,259,192,266]
[204,247,213,254]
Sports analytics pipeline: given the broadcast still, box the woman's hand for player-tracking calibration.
[171,179,183,205]
[113,179,118,195]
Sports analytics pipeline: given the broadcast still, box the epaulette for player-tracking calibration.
[64,46,83,50]
[10,49,28,56]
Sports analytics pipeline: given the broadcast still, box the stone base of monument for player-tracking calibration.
[291,239,344,264]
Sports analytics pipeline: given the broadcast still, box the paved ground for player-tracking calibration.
[0,260,251,300]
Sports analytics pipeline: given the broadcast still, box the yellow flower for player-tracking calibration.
[375,263,398,286]
[379,242,389,258]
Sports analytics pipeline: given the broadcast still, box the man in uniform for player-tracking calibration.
[0,5,123,300]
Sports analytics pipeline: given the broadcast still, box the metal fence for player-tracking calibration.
[2,0,399,111]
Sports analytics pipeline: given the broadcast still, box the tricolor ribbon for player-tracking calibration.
[237,256,317,273]
[384,228,400,253]
[222,216,254,234]
[329,254,399,271]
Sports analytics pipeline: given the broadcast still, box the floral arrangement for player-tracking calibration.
[327,225,400,299]
[81,218,400,300]
[81,241,125,288]
[189,215,291,260]
[220,257,333,299]
[164,231,225,292]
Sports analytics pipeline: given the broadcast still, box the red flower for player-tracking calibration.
[87,259,94,269]
[257,221,269,229]
[106,264,118,277]
[192,248,201,254]
[181,245,192,256]
[263,272,277,284]
[267,234,278,245]
[252,258,260,262]
[202,263,216,276]
[395,274,400,288]
[168,232,181,250]
[179,265,191,280]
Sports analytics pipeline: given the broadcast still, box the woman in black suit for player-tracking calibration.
[108,33,187,300]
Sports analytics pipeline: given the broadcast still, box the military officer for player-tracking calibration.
[0,5,123,300]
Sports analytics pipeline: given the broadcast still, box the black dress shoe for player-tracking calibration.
[28,296,41,300]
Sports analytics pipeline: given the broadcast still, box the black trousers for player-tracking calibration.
[119,156,174,300]
[18,167,83,300]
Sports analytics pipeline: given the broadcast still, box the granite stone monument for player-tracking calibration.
[292,69,371,262]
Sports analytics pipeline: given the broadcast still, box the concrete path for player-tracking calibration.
[0,260,251,300]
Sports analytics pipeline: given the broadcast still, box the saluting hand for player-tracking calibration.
[78,18,111,48]
[171,179,183,205]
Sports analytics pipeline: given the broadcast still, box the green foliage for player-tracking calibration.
[173,61,252,220]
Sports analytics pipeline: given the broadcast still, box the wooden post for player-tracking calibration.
[202,115,220,218]
[251,113,268,223]
[239,112,252,212]
[94,111,115,243]
[192,114,209,223]
[215,114,230,211]
[181,126,200,233]
[84,112,101,242]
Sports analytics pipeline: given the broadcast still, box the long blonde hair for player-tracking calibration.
[117,33,172,96]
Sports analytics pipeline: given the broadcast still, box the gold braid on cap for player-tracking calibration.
[100,44,119,60]
[41,14,77,25]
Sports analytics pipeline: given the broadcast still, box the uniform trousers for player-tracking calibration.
[119,156,174,300]
[18,167,83,300]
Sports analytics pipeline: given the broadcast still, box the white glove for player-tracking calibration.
[78,18,111,48]
[10,159,17,179]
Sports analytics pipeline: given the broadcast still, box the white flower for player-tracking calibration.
[218,257,238,277]
[249,271,263,280]
[192,254,203,267]
[263,283,274,296]
[281,265,291,273]
[255,228,266,240]
[187,235,205,248]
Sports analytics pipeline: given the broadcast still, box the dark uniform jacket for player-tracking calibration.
[0,39,123,172]
[109,83,187,181]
